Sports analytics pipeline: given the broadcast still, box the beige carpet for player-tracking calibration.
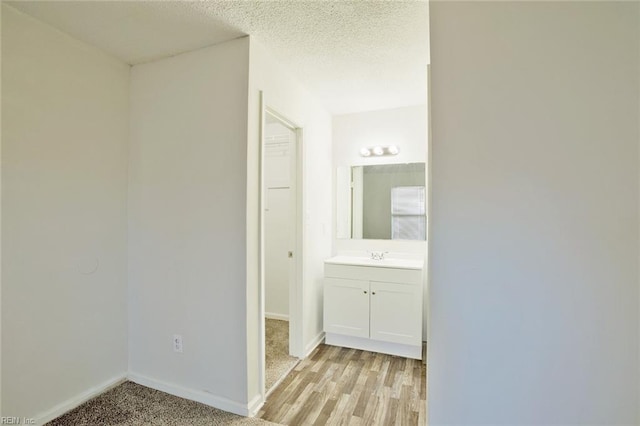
[265,318,298,392]
[46,381,279,426]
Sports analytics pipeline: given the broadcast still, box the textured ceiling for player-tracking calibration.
[7,1,429,114]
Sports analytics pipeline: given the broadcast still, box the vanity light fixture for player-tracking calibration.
[359,145,400,157]
[359,147,372,157]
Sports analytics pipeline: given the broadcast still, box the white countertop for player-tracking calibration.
[324,255,424,270]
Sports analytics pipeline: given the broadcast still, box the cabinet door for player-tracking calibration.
[369,281,421,345]
[324,277,369,338]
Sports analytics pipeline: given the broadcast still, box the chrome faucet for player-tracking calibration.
[370,251,388,260]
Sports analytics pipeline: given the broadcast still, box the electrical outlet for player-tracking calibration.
[173,334,183,353]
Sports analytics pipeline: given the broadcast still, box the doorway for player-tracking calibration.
[261,108,301,396]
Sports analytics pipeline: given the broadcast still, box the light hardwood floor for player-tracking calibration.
[258,344,426,425]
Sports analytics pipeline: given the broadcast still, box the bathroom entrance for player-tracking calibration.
[261,108,301,395]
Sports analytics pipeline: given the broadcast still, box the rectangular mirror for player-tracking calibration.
[336,163,426,240]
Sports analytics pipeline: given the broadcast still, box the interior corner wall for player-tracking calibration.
[638,4,640,417]
[246,37,332,403]
[429,2,639,424]
[128,37,250,412]
[1,4,129,421]
[0,3,4,417]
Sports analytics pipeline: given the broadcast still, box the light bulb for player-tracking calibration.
[372,146,384,156]
[360,148,371,157]
[387,145,399,155]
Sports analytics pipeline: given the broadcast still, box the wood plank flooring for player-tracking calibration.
[258,344,426,425]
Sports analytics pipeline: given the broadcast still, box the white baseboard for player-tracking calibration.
[128,372,249,416]
[246,394,264,417]
[304,331,325,358]
[35,374,127,425]
[265,312,289,321]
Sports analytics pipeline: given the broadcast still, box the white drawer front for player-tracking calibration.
[324,263,422,284]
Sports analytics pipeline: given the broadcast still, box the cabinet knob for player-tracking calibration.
[372,291,376,295]
[363,290,367,294]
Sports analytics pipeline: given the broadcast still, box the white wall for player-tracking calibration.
[246,38,333,405]
[332,105,428,338]
[429,2,639,424]
[128,37,251,413]
[333,105,427,169]
[2,4,129,421]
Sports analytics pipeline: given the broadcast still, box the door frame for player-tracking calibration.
[259,101,304,401]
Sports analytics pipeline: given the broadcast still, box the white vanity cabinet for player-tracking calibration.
[323,257,423,359]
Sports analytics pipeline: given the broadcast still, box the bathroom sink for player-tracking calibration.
[324,255,423,270]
